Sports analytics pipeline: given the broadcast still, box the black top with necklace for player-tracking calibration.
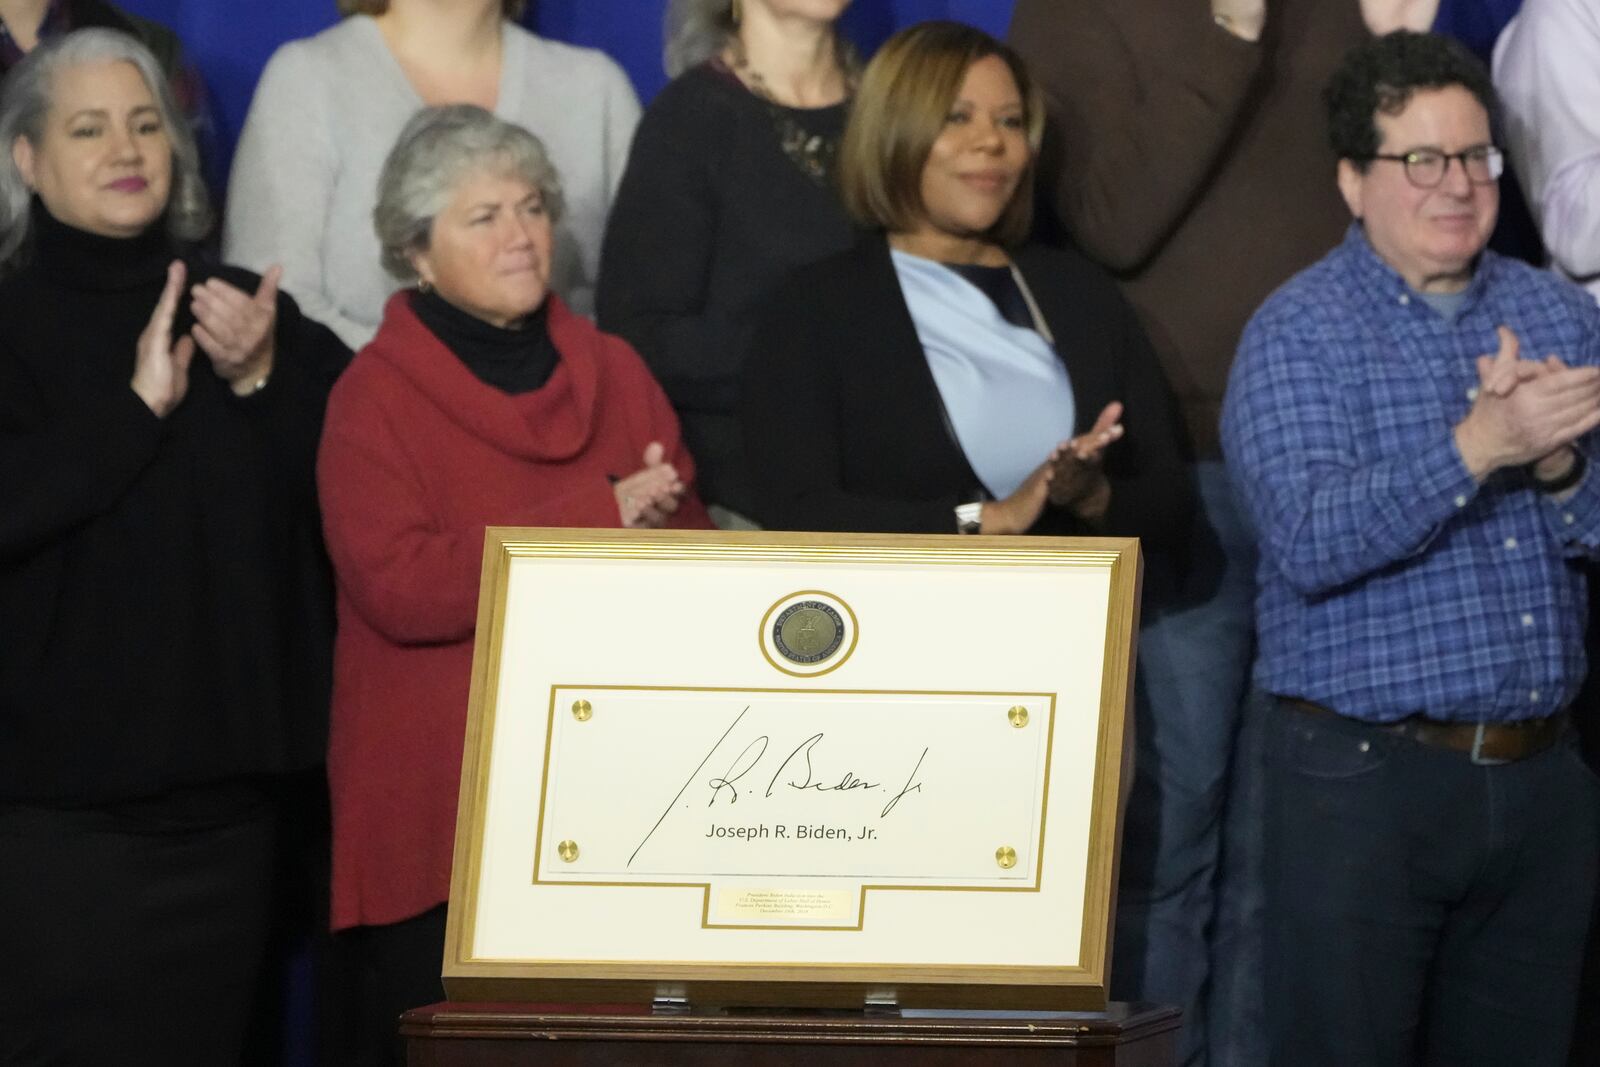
[597,59,857,519]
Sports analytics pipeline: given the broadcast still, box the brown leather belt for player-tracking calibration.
[1279,697,1568,765]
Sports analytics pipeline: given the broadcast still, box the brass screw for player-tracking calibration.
[572,699,592,721]
[558,840,579,863]
[1007,705,1029,728]
[995,846,1017,870]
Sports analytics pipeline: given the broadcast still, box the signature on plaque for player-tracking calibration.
[628,706,928,867]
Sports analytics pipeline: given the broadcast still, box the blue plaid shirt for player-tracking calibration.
[1222,225,1600,723]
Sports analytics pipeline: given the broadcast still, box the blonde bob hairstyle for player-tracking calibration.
[338,0,526,17]
[838,21,1044,248]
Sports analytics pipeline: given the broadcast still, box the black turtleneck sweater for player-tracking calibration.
[0,205,350,805]
[409,288,558,394]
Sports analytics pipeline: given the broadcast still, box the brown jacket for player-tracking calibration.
[1011,0,1369,455]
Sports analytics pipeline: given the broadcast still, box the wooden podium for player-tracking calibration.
[402,1002,1179,1066]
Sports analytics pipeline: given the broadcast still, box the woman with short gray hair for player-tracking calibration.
[598,0,857,528]
[318,105,710,1063]
[0,28,347,1062]
[372,103,566,285]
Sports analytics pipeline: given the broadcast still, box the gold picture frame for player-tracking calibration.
[442,528,1140,1010]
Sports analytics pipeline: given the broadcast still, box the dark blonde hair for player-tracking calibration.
[338,0,526,17]
[838,21,1044,247]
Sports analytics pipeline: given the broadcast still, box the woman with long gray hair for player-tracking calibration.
[0,27,347,1062]
[598,0,856,528]
[318,104,710,1063]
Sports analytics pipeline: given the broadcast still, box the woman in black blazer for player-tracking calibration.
[743,21,1192,562]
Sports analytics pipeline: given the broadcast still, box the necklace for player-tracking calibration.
[723,40,855,186]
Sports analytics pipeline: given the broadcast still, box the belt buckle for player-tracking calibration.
[1470,721,1509,766]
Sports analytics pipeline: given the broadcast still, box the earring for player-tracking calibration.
[417,278,432,294]
[731,0,742,25]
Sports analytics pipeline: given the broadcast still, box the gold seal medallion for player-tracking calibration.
[758,590,859,677]
[772,601,845,665]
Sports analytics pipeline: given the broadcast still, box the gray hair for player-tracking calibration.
[664,0,737,79]
[0,28,210,273]
[373,104,566,283]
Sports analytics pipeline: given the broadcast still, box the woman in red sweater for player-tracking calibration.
[316,104,711,1062]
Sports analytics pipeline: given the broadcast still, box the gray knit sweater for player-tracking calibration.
[223,16,639,350]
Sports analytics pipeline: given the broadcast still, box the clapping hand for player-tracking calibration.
[1455,325,1600,478]
[191,265,280,395]
[1047,402,1124,517]
[979,403,1125,535]
[614,442,688,528]
[1476,325,1565,398]
[980,461,1053,535]
[130,260,196,417]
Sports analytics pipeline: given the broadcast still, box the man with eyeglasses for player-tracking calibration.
[1006,5,1434,1065]
[1223,31,1600,1067]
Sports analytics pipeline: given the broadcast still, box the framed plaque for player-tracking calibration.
[442,530,1140,1010]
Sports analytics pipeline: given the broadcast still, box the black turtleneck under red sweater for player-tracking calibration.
[408,286,558,394]
[0,203,350,805]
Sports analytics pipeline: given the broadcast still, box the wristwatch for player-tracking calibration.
[955,501,983,535]
[1531,448,1587,495]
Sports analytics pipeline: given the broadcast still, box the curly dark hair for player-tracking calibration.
[1324,31,1499,169]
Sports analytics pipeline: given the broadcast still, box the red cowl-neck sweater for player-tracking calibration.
[318,292,712,930]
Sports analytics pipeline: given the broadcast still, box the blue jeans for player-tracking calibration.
[1112,461,1261,1067]
[1264,701,1600,1067]
[1208,686,1268,1067]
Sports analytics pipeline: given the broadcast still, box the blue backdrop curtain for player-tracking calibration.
[115,0,1017,177]
[1430,0,1523,60]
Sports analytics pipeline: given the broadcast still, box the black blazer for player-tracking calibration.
[741,235,1194,559]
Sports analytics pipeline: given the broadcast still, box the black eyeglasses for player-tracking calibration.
[1364,146,1504,188]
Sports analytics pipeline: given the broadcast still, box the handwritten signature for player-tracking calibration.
[628,706,928,867]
